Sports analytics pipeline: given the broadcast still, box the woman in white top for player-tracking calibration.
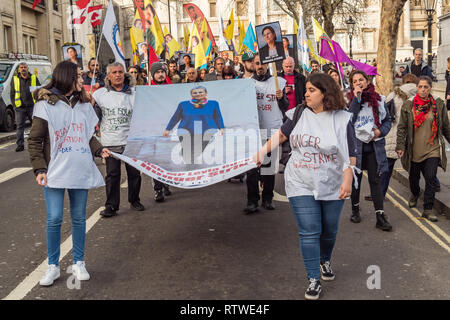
[253,73,357,300]
[28,61,111,286]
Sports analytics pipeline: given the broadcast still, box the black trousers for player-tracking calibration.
[153,179,169,191]
[15,107,33,147]
[351,151,384,212]
[246,150,276,204]
[409,157,439,210]
[105,157,141,210]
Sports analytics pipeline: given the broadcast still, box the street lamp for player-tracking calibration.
[346,16,356,60]
[424,0,437,67]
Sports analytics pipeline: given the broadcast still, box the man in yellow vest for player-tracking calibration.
[10,62,40,152]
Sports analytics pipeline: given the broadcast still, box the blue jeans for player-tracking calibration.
[43,187,88,266]
[15,107,33,147]
[289,196,345,280]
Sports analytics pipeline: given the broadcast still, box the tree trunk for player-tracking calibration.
[376,0,407,95]
[321,0,335,38]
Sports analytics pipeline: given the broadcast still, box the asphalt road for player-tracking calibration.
[0,140,449,301]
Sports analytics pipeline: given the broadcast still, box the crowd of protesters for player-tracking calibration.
[21,45,450,300]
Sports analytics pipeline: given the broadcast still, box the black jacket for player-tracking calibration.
[10,73,41,108]
[278,70,306,106]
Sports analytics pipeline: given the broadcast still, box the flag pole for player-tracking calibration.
[90,26,104,95]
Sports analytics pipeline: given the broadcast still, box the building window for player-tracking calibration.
[53,0,59,11]
[30,36,36,54]
[23,35,29,53]
[363,31,374,50]
[4,26,13,52]
[55,39,62,62]
[209,1,217,18]
[336,32,347,51]
[411,30,425,38]
[236,0,247,15]
[271,0,281,11]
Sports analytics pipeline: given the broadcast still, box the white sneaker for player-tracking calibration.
[72,261,90,281]
[39,264,60,286]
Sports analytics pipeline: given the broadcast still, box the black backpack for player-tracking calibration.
[386,98,396,123]
[280,105,306,166]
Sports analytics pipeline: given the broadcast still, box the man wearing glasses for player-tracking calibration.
[83,58,105,89]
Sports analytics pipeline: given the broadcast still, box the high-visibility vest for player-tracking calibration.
[13,74,37,107]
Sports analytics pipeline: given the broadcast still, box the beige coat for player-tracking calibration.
[384,83,417,159]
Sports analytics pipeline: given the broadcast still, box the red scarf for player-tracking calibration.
[413,94,438,145]
[346,83,382,128]
[150,77,172,86]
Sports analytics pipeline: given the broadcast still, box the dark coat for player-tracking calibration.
[396,97,450,173]
[279,70,306,105]
[402,60,434,80]
[203,71,223,82]
[259,41,285,63]
[348,97,392,175]
[445,70,450,110]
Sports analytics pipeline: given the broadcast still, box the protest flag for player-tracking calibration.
[183,24,190,51]
[88,5,103,28]
[143,0,165,56]
[297,17,311,73]
[293,19,298,35]
[183,3,216,47]
[312,17,329,42]
[238,17,246,54]
[218,12,230,52]
[32,0,42,9]
[242,22,258,53]
[163,26,181,58]
[188,23,207,69]
[224,9,235,41]
[130,10,145,65]
[200,18,212,56]
[102,0,126,68]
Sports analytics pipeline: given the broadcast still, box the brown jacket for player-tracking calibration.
[28,88,104,176]
[396,97,450,173]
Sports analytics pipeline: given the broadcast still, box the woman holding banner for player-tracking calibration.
[252,73,357,300]
[163,86,225,165]
[28,61,111,287]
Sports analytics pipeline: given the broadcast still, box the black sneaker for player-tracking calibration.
[261,200,275,210]
[130,201,145,211]
[350,205,361,223]
[244,202,258,214]
[320,261,335,281]
[100,206,117,218]
[15,145,24,152]
[163,185,172,196]
[305,279,322,300]
[376,211,393,231]
[154,190,165,202]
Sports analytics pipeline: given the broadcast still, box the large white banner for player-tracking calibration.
[114,79,261,188]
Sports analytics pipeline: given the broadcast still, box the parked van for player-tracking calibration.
[0,54,52,131]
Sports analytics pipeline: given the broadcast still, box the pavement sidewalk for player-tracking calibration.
[392,151,450,220]
[0,128,29,144]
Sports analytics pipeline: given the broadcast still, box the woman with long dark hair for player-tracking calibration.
[253,73,357,300]
[28,61,111,286]
[346,70,392,231]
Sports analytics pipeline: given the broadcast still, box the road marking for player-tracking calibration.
[387,186,450,244]
[0,142,15,150]
[2,206,104,300]
[0,167,32,184]
[385,192,450,254]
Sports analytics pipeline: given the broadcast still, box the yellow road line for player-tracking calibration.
[385,192,450,254]
[387,186,450,244]
[0,141,15,150]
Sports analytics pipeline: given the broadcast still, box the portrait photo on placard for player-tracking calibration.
[178,52,195,73]
[255,22,285,64]
[276,34,299,70]
[62,44,83,69]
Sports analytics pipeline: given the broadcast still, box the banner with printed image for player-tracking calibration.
[114,79,261,188]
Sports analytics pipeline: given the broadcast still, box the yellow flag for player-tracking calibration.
[224,9,234,41]
[200,18,212,54]
[312,17,327,42]
[183,24,190,50]
[188,22,207,68]
[237,17,245,54]
[294,19,299,35]
[130,11,145,65]
[163,25,181,59]
[307,39,326,65]
[144,0,165,55]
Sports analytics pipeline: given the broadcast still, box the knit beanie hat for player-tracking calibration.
[150,62,165,78]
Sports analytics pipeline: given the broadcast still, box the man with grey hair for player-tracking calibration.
[93,62,145,217]
[402,48,435,79]
[10,62,40,152]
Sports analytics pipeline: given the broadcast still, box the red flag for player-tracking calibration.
[72,5,88,24]
[32,0,42,9]
[88,5,103,28]
[76,0,91,9]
